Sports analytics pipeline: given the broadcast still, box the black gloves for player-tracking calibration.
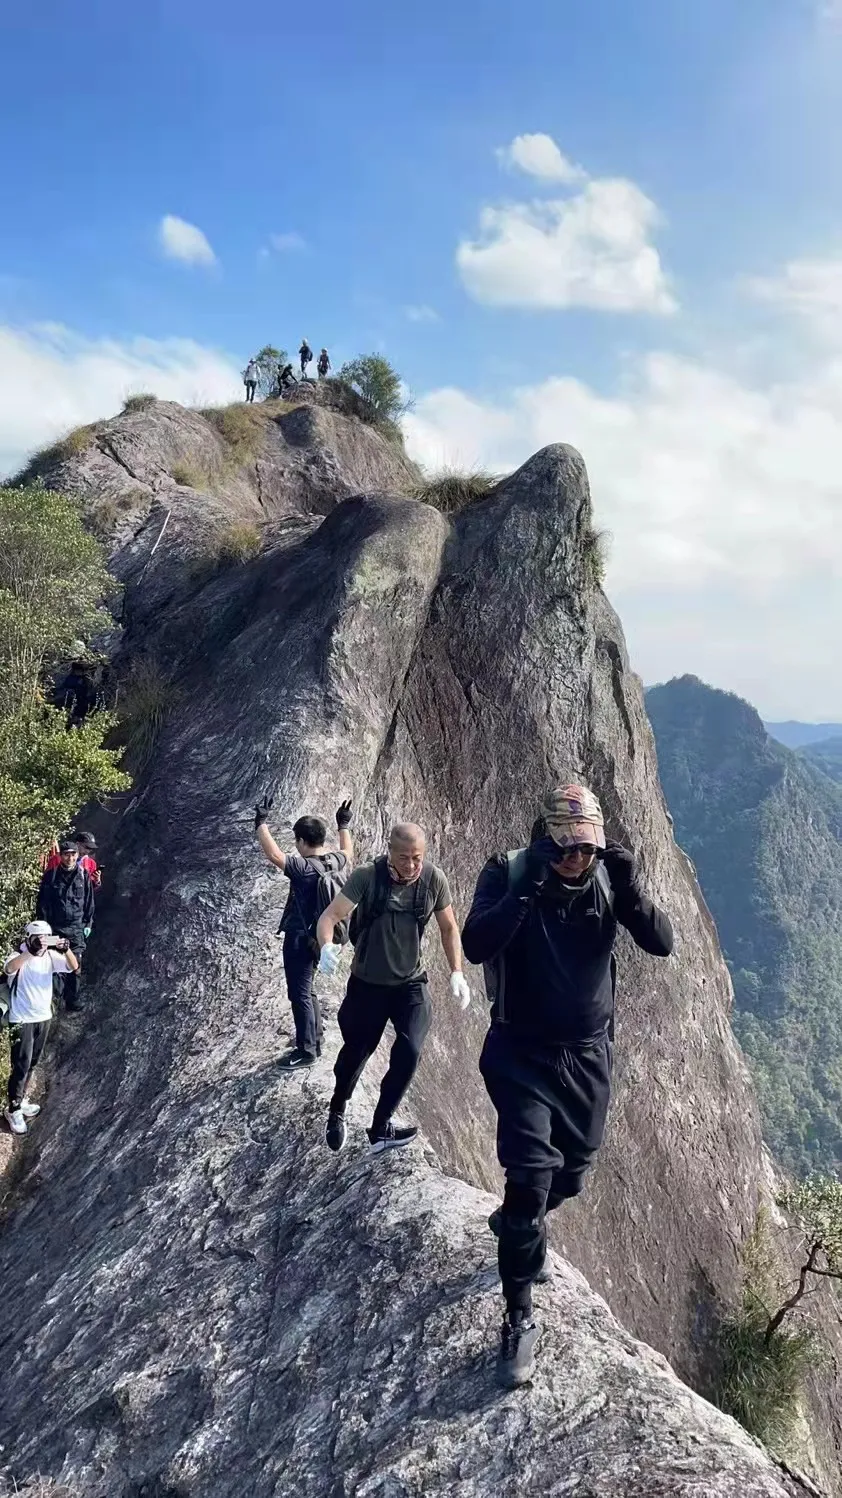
[55,937,70,954]
[513,835,559,896]
[598,842,636,891]
[336,799,353,831]
[254,794,273,830]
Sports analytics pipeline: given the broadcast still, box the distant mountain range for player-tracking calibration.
[765,720,842,749]
[648,675,842,1177]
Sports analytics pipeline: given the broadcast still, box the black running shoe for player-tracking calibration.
[325,1111,347,1152]
[488,1207,551,1284]
[278,1048,316,1071]
[366,1122,418,1154]
[496,1313,539,1389]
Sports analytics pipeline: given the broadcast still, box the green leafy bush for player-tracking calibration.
[717,1303,815,1452]
[414,468,498,514]
[337,354,406,429]
[122,393,158,414]
[0,483,130,953]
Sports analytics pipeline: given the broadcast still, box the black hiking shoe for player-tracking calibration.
[325,1110,347,1152]
[278,1048,317,1071]
[488,1207,552,1285]
[496,1312,539,1389]
[366,1122,418,1155]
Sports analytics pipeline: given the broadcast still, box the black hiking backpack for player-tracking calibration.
[348,856,435,948]
[278,852,352,950]
[483,850,616,1021]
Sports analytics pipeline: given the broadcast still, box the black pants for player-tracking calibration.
[245,381,256,402]
[53,938,84,1012]
[480,1023,612,1313]
[8,1021,51,1109]
[331,974,432,1133]
[283,933,321,1059]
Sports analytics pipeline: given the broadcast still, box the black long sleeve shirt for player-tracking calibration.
[36,865,95,938]
[462,856,673,1045]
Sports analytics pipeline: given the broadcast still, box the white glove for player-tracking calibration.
[450,972,471,1011]
[318,943,342,978]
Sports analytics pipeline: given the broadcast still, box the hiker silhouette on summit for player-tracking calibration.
[317,349,331,379]
[279,363,298,394]
[299,340,313,378]
[462,784,673,1389]
[315,823,470,1156]
[255,796,354,1070]
[243,359,258,403]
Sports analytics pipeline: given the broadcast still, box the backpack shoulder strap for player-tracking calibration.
[414,862,437,930]
[504,849,527,891]
[595,861,614,915]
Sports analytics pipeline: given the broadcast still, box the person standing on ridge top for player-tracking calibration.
[299,340,313,378]
[315,823,470,1155]
[35,837,95,1013]
[243,359,258,402]
[461,784,673,1389]
[317,348,330,379]
[255,795,354,1070]
[279,362,297,394]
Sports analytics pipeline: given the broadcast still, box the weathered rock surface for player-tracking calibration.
[0,409,835,1493]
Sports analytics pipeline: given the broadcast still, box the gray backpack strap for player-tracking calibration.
[504,848,527,893]
[489,849,528,1021]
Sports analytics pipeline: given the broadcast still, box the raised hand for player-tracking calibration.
[336,799,353,831]
[254,793,274,831]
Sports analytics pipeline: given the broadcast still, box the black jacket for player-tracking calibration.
[36,865,95,940]
[462,853,673,1045]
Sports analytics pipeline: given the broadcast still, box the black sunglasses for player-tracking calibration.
[559,843,598,858]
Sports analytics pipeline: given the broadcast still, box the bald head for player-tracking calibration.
[388,823,426,883]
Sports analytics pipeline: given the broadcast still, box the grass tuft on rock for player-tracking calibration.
[199,402,267,466]
[122,393,158,414]
[115,657,178,771]
[582,524,610,586]
[414,467,498,515]
[11,424,98,485]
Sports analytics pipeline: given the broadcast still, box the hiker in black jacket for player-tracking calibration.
[255,797,354,1071]
[35,838,95,1012]
[462,784,673,1389]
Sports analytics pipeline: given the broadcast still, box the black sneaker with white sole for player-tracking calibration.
[488,1207,552,1285]
[366,1122,418,1154]
[496,1312,540,1389]
[278,1048,317,1071]
[325,1110,347,1152]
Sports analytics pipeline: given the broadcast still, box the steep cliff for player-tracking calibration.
[0,392,833,1494]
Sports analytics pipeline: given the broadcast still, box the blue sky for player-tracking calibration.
[3,0,842,715]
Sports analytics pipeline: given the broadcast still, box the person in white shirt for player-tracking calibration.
[3,919,78,1136]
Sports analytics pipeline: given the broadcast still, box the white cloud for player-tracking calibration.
[268,232,307,253]
[404,304,440,323]
[458,147,676,314]
[747,257,842,338]
[403,283,842,717]
[158,214,217,267]
[496,133,586,185]
[0,323,240,477]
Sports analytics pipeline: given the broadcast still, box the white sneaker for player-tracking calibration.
[4,1107,26,1136]
[20,1099,41,1119]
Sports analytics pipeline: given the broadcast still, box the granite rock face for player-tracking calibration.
[0,410,830,1494]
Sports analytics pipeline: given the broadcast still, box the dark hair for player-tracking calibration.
[293,816,327,848]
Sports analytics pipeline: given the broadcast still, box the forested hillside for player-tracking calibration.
[648,675,842,1178]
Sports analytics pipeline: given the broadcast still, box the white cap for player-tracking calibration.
[25,920,52,937]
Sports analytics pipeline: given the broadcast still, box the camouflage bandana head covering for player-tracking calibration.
[540,784,606,850]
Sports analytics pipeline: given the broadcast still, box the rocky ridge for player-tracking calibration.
[0,387,836,1494]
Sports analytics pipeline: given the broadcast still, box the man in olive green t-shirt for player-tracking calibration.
[316,823,471,1154]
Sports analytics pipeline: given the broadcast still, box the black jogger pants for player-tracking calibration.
[331,973,432,1133]
[480,1022,613,1313]
[8,1020,51,1109]
[283,932,321,1059]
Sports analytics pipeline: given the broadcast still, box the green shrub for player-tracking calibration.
[200,403,266,465]
[114,656,178,771]
[582,524,610,586]
[717,1305,815,1451]
[337,355,406,427]
[414,468,498,515]
[122,393,157,414]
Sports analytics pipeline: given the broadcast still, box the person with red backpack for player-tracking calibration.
[255,796,354,1070]
[461,784,673,1389]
